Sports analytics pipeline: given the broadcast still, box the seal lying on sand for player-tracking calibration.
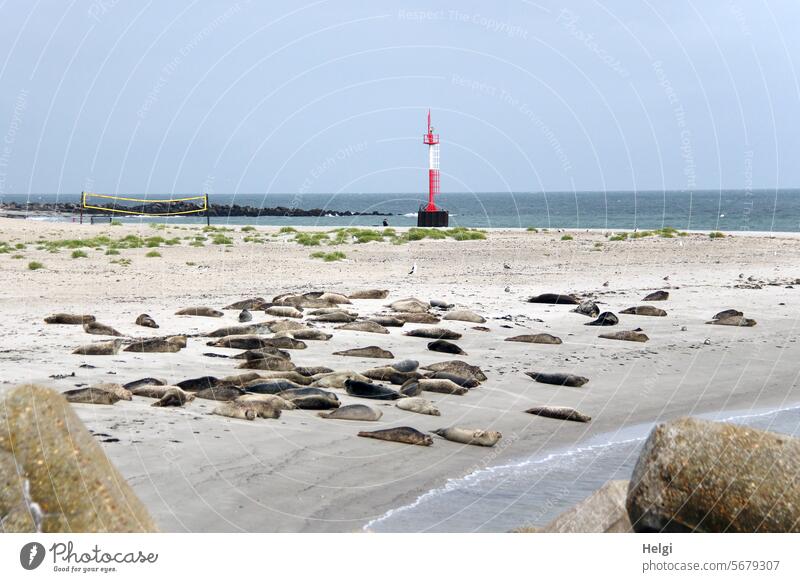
[432,427,502,447]
[361,367,421,385]
[176,376,218,391]
[399,380,423,397]
[130,384,182,398]
[392,359,419,373]
[585,312,619,326]
[72,339,123,355]
[152,387,196,407]
[404,328,462,340]
[418,378,468,395]
[311,311,357,323]
[389,298,430,313]
[427,339,466,355]
[336,321,389,334]
[233,347,292,360]
[358,426,433,446]
[195,386,246,401]
[422,360,487,382]
[206,324,268,337]
[237,393,296,411]
[369,316,405,327]
[83,321,123,336]
[572,300,600,317]
[318,404,383,421]
[706,312,757,327]
[246,371,313,385]
[505,333,562,344]
[224,298,267,310]
[344,379,403,400]
[123,377,167,390]
[175,306,223,317]
[620,306,667,317]
[45,313,96,324]
[443,310,485,323]
[428,371,479,388]
[348,289,389,299]
[124,336,185,353]
[265,306,303,319]
[207,335,294,350]
[312,371,372,389]
[430,299,454,309]
[294,366,333,377]
[396,397,440,416]
[278,387,340,409]
[62,386,121,405]
[643,290,669,301]
[599,330,650,342]
[528,293,579,305]
[333,346,394,359]
[525,371,589,387]
[286,329,332,341]
[212,401,266,420]
[711,309,742,320]
[525,405,591,423]
[238,356,296,371]
[244,380,305,394]
[90,383,132,401]
[135,314,159,328]
[394,312,441,324]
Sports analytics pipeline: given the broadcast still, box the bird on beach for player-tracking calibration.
[408,263,417,275]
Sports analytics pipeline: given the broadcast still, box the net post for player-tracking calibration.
[205,193,210,226]
[80,191,84,224]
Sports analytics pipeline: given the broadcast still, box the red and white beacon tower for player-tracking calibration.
[417,109,449,227]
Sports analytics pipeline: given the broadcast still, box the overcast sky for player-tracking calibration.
[0,0,798,196]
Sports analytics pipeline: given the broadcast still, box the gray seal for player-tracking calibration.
[358,427,433,446]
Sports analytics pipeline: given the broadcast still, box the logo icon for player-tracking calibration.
[20,542,46,570]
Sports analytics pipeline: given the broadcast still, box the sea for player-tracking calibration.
[2,189,800,231]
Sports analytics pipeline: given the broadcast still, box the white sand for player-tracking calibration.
[1,218,798,532]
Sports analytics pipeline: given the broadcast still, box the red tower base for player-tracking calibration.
[417,207,449,227]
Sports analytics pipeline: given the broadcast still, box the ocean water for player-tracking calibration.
[3,189,800,231]
[365,405,800,533]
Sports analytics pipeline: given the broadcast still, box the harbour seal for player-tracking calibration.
[229,398,282,419]
[585,312,619,326]
[206,324,268,337]
[706,314,757,327]
[316,292,351,304]
[442,310,485,324]
[220,372,264,387]
[344,379,403,400]
[428,371,479,388]
[195,386,246,401]
[212,401,257,420]
[62,387,120,405]
[432,427,502,447]
[357,426,433,446]
[422,360,487,382]
[278,387,340,409]
[333,346,394,359]
[368,316,405,327]
[308,308,358,316]
[388,298,430,313]
[176,376,219,391]
[642,290,669,301]
[598,330,650,342]
[619,306,667,317]
[238,309,252,322]
[245,380,305,394]
[124,336,185,353]
[711,309,743,320]
[151,387,196,407]
[224,297,267,310]
[419,378,468,395]
[393,312,441,324]
[396,397,440,416]
[318,404,383,421]
[130,384,182,398]
[175,306,224,317]
[45,313,96,325]
[207,335,289,350]
[505,333,562,344]
[90,382,132,401]
[527,293,579,305]
[399,380,423,397]
[123,377,167,390]
[312,371,372,389]
[362,367,420,385]
[427,339,466,355]
[237,393,296,411]
[525,405,591,423]
[243,371,313,385]
[403,328,462,340]
[83,321,123,336]
[238,356,296,371]
[233,347,292,361]
[525,371,589,387]
[294,366,334,377]
[572,300,600,317]
[348,289,389,299]
[391,359,419,373]
[335,320,389,334]
[430,299,454,309]
[265,306,304,319]
[287,329,332,341]
[311,311,357,323]
[135,314,159,328]
[72,339,123,355]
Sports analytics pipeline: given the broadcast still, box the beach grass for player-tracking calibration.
[561,234,574,241]
[27,261,44,270]
[310,250,346,262]
[71,250,88,259]
[145,250,162,258]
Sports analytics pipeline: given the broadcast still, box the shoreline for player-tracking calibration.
[2,217,799,532]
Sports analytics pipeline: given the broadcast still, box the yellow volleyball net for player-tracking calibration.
[80,192,209,223]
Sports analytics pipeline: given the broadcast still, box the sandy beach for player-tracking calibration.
[1,217,799,532]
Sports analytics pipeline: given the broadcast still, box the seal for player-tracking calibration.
[124,336,185,353]
[309,308,358,316]
[399,380,423,397]
[585,312,619,326]
[432,427,502,447]
[348,289,389,299]
[220,372,263,386]
[419,378,468,395]
[237,393,296,411]
[223,298,268,310]
[212,401,257,421]
[207,335,288,350]
[83,321,123,336]
[642,290,669,301]
[422,360,487,382]
[711,309,742,320]
[72,339,123,355]
[391,359,419,373]
[45,313,96,325]
[706,314,756,327]
[244,371,313,386]
[442,310,485,324]
[176,376,219,391]
[403,328,462,340]
[357,426,433,446]
[238,309,253,322]
[312,371,372,389]
[344,379,402,400]
[175,306,224,317]
[505,333,562,344]
[233,347,292,361]
[311,311,357,323]
[527,293,579,305]
[277,387,340,409]
[288,329,333,341]
[525,405,591,422]
[430,299,454,309]
[62,387,120,405]
[599,330,650,342]
[318,404,383,421]
[294,366,333,377]
[428,371,479,388]
[388,297,430,313]
[396,397,440,416]
[572,300,600,317]
[336,320,389,334]
[394,312,441,324]
[152,387,196,407]
[89,382,132,401]
[130,384,181,398]
[135,314,159,328]
[123,377,166,390]
[619,306,667,317]
[317,292,351,304]
[427,339,466,355]
[362,367,420,385]
[245,380,304,394]
[525,371,589,387]
[206,323,269,337]
[265,306,304,319]
[368,316,405,327]
[238,356,296,371]
[226,399,282,419]
[333,346,394,359]
[195,386,246,401]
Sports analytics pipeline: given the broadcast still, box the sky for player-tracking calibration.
[0,0,798,196]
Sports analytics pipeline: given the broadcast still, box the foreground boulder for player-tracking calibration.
[0,384,158,532]
[627,417,800,532]
[538,481,632,533]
